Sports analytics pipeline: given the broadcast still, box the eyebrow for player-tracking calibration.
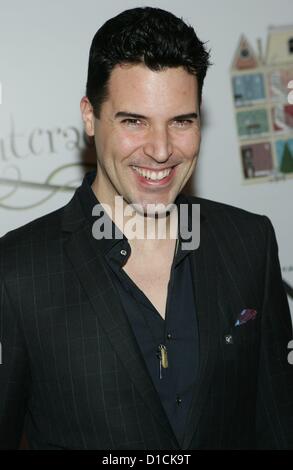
[114,111,198,120]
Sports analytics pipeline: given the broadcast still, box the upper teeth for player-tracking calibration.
[132,166,172,180]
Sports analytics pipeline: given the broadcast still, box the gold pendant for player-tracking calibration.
[158,344,168,369]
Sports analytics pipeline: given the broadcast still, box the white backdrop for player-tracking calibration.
[0,0,292,315]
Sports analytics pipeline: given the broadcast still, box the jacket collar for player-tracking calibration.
[62,170,204,254]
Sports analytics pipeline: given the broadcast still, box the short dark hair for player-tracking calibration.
[86,7,211,118]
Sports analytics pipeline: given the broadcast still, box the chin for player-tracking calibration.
[136,198,176,218]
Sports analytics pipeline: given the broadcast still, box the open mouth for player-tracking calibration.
[131,165,176,186]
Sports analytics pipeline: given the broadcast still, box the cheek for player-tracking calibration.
[177,134,201,159]
[115,130,145,157]
[96,131,135,166]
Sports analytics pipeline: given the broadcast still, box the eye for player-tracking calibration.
[121,118,143,127]
[172,119,194,128]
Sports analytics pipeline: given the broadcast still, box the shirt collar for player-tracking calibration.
[76,170,194,264]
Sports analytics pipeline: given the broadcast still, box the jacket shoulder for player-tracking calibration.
[0,203,67,249]
[187,195,264,220]
[185,194,273,242]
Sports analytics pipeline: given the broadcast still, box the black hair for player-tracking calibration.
[86,6,211,117]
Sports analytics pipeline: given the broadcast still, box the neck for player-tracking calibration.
[91,179,178,244]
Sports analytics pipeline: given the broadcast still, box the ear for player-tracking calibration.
[80,96,95,136]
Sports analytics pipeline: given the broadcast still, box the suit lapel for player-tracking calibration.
[62,199,178,445]
[181,215,222,449]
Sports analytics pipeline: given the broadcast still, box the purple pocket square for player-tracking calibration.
[234,308,257,326]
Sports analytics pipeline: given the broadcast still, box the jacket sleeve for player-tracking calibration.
[255,216,293,449]
[0,275,31,449]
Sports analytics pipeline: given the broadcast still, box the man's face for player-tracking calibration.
[82,63,201,212]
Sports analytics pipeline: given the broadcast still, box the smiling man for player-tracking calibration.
[0,6,293,450]
[82,64,200,212]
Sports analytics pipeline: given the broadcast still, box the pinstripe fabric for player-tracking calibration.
[0,184,292,449]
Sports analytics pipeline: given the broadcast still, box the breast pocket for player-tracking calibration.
[222,316,260,365]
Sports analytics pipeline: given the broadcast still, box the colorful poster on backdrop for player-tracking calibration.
[231,26,293,183]
[231,25,293,310]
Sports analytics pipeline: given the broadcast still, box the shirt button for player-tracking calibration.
[176,396,182,406]
[167,333,172,340]
[120,249,127,256]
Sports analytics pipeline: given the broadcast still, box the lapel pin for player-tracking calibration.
[225,334,233,344]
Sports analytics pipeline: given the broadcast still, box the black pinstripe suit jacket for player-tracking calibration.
[0,186,292,449]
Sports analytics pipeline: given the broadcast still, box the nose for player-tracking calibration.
[143,126,173,162]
